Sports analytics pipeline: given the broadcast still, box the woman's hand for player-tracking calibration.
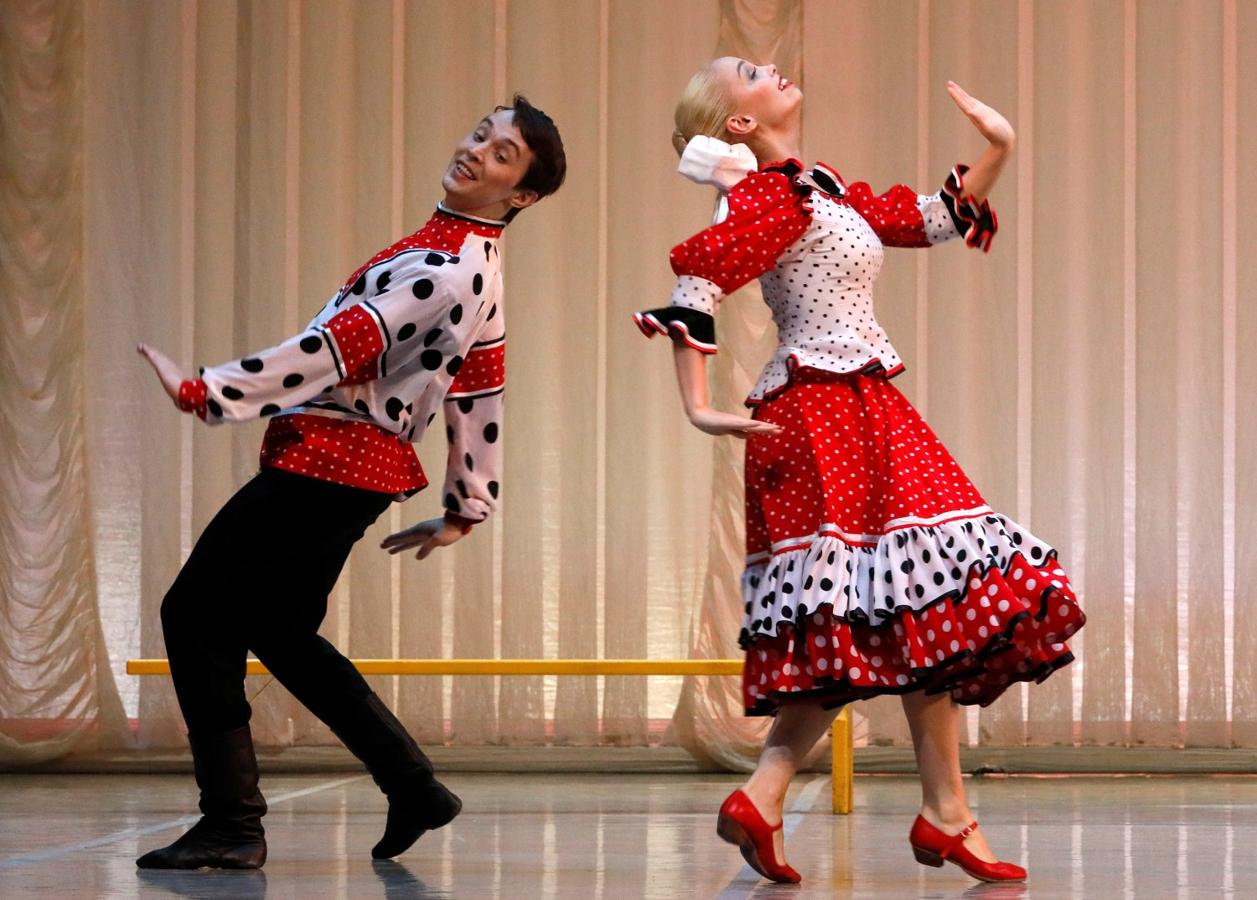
[947,81,1015,151]
[380,517,467,560]
[670,344,781,439]
[137,343,188,407]
[687,406,783,439]
[945,81,1014,203]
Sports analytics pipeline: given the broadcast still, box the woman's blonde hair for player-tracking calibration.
[672,63,736,157]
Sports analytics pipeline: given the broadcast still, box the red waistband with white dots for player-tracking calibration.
[259,413,427,496]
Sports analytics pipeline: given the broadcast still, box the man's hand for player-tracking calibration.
[137,343,187,407]
[381,517,468,560]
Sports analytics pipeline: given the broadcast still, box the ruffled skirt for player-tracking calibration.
[740,369,1085,714]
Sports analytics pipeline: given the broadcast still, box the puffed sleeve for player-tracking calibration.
[176,260,477,424]
[633,166,813,354]
[440,296,504,523]
[844,164,998,252]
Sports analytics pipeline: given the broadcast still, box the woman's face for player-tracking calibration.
[442,109,537,218]
[711,56,802,136]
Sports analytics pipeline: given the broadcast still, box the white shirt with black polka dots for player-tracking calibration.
[181,204,508,520]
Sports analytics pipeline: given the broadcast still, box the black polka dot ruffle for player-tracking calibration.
[740,513,1060,642]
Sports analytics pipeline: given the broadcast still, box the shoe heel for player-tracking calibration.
[716,814,746,848]
[912,846,944,868]
[718,814,770,880]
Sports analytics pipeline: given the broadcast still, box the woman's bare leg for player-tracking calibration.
[738,702,841,860]
[900,690,997,861]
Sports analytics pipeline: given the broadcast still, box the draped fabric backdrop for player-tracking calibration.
[1,0,1254,765]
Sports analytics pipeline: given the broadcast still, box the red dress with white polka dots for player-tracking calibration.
[176,204,508,520]
[637,160,1084,714]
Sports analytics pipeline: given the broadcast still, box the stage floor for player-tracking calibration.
[1,772,1253,898]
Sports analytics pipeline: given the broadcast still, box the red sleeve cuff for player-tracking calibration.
[443,511,479,535]
[177,378,208,419]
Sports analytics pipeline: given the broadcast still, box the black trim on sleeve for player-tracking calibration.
[940,164,998,253]
[632,306,717,354]
[317,326,347,380]
[444,386,505,403]
[361,300,393,378]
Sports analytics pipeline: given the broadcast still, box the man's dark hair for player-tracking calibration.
[499,94,566,222]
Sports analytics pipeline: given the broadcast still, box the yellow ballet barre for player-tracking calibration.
[128,658,747,676]
[126,657,853,815]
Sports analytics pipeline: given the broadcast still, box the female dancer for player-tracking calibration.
[134,96,565,869]
[634,60,1083,884]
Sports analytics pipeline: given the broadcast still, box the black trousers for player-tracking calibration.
[161,467,395,736]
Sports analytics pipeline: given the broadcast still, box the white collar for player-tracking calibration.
[436,201,507,227]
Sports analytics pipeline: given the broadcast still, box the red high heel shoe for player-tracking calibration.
[716,790,802,884]
[909,815,1027,883]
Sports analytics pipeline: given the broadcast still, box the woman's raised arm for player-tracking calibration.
[946,81,1015,203]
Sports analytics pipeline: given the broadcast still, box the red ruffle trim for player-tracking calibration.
[741,549,1084,713]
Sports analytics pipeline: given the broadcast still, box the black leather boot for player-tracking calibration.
[327,692,461,859]
[136,726,268,869]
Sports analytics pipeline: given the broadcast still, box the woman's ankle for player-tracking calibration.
[740,777,788,820]
[919,799,975,830]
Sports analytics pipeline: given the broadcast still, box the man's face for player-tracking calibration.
[442,109,537,216]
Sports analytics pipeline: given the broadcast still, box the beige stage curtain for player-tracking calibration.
[0,0,127,764]
[1,0,1255,760]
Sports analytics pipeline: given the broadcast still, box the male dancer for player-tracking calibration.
[135,95,565,869]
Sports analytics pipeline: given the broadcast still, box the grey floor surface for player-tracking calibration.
[1,771,1254,898]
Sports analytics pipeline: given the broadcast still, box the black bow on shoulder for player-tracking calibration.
[762,159,846,200]
[807,166,845,199]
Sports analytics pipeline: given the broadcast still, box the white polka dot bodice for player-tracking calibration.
[752,190,902,401]
[636,160,998,404]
